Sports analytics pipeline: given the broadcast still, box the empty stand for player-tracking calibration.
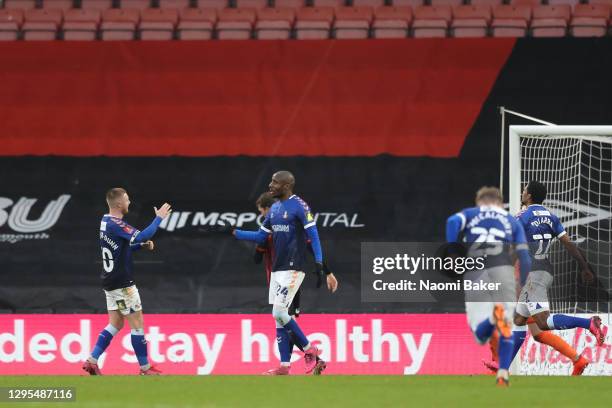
[334,6,373,39]
[80,0,114,10]
[119,0,153,9]
[352,0,385,7]
[311,0,346,9]
[63,8,101,40]
[531,4,570,37]
[273,0,305,8]
[570,3,609,37]
[412,5,451,37]
[235,0,269,9]
[159,0,192,8]
[491,4,530,37]
[372,5,411,38]
[430,0,462,7]
[470,0,502,6]
[140,8,179,40]
[390,0,423,7]
[4,0,36,9]
[23,9,62,40]
[0,9,23,41]
[42,0,75,10]
[195,0,230,9]
[177,7,216,39]
[217,8,256,39]
[451,4,491,38]
[256,7,295,39]
[101,9,140,40]
[295,6,334,39]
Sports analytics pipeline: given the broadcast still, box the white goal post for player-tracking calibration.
[508,125,612,375]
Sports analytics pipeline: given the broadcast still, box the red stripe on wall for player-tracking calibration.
[0,39,514,157]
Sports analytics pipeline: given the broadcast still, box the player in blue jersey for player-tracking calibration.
[82,188,172,376]
[446,186,531,386]
[233,171,338,375]
[508,181,605,375]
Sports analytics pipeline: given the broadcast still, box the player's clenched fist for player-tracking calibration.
[142,240,154,251]
[154,203,172,219]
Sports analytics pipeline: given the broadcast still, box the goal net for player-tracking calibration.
[509,126,612,375]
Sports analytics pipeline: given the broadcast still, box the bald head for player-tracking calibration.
[269,170,296,199]
[274,171,295,187]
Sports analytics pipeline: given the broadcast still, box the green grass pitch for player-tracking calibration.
[0,375,610,408]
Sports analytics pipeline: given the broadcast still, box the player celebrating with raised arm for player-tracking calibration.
[234,171,338,375]
[82,188,172,376]
[446,186,531,387]
[510,181,605,375]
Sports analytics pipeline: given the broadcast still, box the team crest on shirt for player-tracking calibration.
[283,211,288,219]
[123,226,134,233]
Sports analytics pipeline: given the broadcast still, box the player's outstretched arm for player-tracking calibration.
[133,203,172,244]
[559,235,594,283]
[233,228,269,244]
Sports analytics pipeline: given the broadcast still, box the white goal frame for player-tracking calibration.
[508,125,612,375]
[509,125,612,214]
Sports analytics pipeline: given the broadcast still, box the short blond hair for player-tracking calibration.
[475,186,503,204]
[106,187,127,207]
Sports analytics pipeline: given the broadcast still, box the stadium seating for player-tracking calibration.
[81,0,113,10]
[372,5,411,38]
[391,0,424,7]
[311,0,346,9]
[451,4,491,37]
[41,0,75,10]
[23,9,62,40]
[63,8,100,40]
[0,8,23,40]
[119,0,153,9]
[430,0,462,6]
[412,5,451,38]
[491,4,530,37]
[531,5,571,37]
[140,8,178,40]
[273,0,306,8]
[255,7,295,39]
[177,8,216,39]
[101,9,140,40]
[333,6,373,39]
[470,0,502,6]
[1,0,612,40]
[295,6,334,39]
[353,0,385,7]
[159,0,192,8]
[4,0,36,9]
[216,7,256,39]
[570,3,609,37]
[235,0,269,9]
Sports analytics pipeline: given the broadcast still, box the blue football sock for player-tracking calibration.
[498,334,514,371]
[91,324,119,360]
[276,328,292,364]
[511,328,527,362]
[547,314,591,330]
[288,330,303,352]
[283,318,309,348]
[130,328,149,368]
[474,317,495,344]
